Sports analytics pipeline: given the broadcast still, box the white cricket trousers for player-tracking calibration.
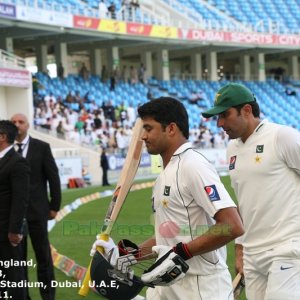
[146,269,233,300]
[244,239,300,300]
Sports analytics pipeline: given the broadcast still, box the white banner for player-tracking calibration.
[16,5,73,27]
[197,148,229,175]
[56,157,82,185]
[0,67,31,88]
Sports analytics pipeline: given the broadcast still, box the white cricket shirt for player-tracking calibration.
[152,142,236,275]
[228,120,300,254]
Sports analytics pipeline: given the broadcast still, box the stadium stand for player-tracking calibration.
[33,73,300,137]
[5,0,299,33]
[1,0,299,183]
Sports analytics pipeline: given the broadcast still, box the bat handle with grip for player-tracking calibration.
[78,233,109,296]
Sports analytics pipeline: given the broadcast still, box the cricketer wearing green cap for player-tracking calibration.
[201,81,300,300]
[202,83,256,118]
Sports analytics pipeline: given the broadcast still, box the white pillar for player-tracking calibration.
[254,52,266,81]
[0,37,13,52]
[207,51,218,81]
[6,38,13,53]
[191,53,202,80]
[157,49,170,81]
[107,46,119,73]
[36,44,48,73]
[92,48,103,76]
[240,54,251,81]
[55,42,68,76]
[141,51,152,80]
[288,55,299,81]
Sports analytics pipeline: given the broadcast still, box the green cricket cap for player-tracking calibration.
[202,83,256,118]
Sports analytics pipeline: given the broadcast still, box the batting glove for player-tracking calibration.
[141,245,189,286]
[90,237,119,266]
[152,242,193,261]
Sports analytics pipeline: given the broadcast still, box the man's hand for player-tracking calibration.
[90,237,120,265]
[8,233,23,247]
[90,237,139,276]
[48,210,57,220]
[235,243,244,275]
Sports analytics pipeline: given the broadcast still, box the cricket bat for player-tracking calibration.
[78,118,144,296]
[233,273,245,299]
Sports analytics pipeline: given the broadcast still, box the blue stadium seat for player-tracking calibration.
[34,71,299,131]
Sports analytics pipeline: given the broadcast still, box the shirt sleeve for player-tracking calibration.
[235,235,244,245]
[184,156,236,218]
[276,126,300,176]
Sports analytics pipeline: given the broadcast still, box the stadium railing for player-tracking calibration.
[0,49,26,69]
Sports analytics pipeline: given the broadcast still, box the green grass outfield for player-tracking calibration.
[27,176,245,299]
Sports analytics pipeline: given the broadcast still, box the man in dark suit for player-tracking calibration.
[11,113,61,300]
[0,120,30,300]
[100,147,110,186]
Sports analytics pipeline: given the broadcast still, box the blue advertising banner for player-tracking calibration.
[0,3,16,18]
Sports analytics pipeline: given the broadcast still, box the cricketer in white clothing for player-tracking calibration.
[202,82,300,300]
[137,97,244,300]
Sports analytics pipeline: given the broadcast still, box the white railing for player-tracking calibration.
[0,49,26,69]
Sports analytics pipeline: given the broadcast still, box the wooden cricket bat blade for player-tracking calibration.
[78,118,144,296]
[233,273,245,299]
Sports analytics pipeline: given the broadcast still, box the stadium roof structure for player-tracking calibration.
[0,1,299,59]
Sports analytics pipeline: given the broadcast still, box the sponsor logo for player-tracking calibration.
[204,185,221,201]
[163,186,171,196]
[280,265,293,271]
[180,28,190,39]
[256,145,264,153]
[229,155,237,170]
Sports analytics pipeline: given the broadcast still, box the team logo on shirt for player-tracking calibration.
[229,155,237,170]
[214,93,221,104]
[204,185,221,201]
[255,155,262,163]
[163,186,171,196]
[256,145,264,153]
[162,199,169,208]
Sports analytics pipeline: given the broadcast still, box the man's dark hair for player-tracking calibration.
[234,100,260,118]
[138,97,189,139]
[0,120,18,144]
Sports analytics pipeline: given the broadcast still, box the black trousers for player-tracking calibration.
[102,168,109,186]
[22,219,55,300]
[0,241,26,300]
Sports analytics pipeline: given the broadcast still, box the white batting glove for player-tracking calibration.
[141,245,189,286]
[152,245,172,258]
[116,254,137,275]
[90,237,119,266]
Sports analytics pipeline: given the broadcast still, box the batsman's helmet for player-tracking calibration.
[90,251,145,300]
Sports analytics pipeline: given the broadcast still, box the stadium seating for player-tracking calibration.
[9,0,299,33]
[35,72,300,132]
[165,0,300,33]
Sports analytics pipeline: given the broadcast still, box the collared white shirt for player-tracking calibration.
[14,135,30,158]
[228,120,300,253]
[152,142,236,275]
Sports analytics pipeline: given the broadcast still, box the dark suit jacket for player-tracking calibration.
[25,137,61,221]
[100,152,109,170]
[0,148,30,241]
